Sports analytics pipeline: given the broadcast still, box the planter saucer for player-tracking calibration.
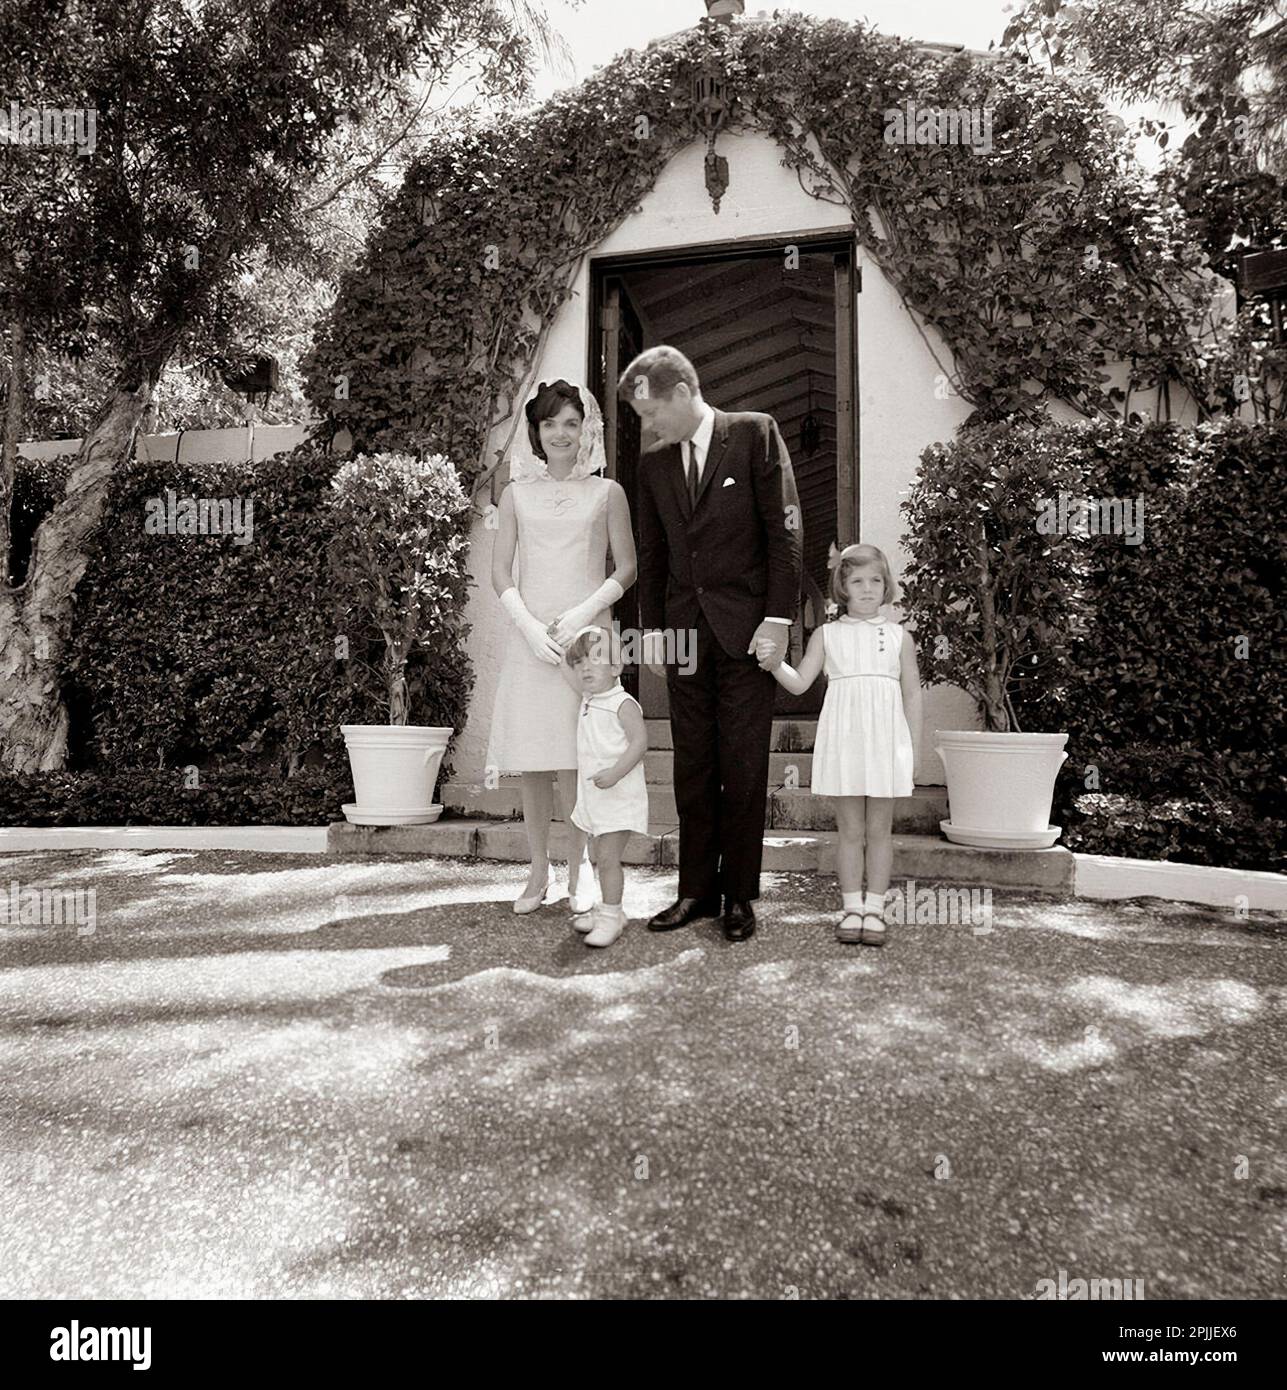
[940,819,1062,850]
[343,803,444,826]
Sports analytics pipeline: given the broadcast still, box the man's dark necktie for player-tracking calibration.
[686,439,699,511]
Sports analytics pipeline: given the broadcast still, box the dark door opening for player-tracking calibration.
[591,235,858,718]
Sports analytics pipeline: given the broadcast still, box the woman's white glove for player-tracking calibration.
[549,578,625,648]
[500,587,564,666]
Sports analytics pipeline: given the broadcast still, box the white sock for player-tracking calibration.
[841,891,864,913]
[863,890,886,916]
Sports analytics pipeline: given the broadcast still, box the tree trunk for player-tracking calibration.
[1,316,26,583]
[0,370,156,773]
[975,538,1009,732]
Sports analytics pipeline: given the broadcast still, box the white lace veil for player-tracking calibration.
[509,379,608,482]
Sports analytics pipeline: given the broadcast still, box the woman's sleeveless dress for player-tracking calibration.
[569,680,650,836]
[809,614,915,798]
[485,473,615,773]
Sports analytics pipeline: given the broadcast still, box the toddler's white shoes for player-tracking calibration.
[584,902,626,947]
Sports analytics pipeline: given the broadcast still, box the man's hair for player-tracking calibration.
[616,345,700,404]
[564,625,624,668]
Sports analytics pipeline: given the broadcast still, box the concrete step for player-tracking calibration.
[441,781,947,833]
[646,718,818,751]
[770,786,947,833]
[327,817,1074,892]
[644,749,825,783]
[452,749,817,788]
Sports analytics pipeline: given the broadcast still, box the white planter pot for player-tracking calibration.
[934,730,1068,850]
[340,724,453,826]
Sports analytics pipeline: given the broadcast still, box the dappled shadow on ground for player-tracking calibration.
[0,850,1283,1298]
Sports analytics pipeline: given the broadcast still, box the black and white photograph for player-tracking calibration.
[0,0,1283,1351]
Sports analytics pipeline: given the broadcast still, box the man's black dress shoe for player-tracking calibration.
[723,900,756,941]
[647,896,722,931]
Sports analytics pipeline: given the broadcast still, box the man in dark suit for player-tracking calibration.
[619,345,802,941]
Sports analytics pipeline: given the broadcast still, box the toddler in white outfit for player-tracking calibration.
[559,626,649,946]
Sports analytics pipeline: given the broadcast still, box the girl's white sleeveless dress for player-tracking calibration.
[486,473,614,773]
[810,614,915,798]
[570,680,650,836]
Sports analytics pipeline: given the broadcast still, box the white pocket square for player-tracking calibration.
[722,477,736,487]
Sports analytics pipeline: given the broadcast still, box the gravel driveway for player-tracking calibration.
[1,849,1283,1299]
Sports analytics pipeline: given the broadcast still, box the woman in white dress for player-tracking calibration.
[487,380,637,913]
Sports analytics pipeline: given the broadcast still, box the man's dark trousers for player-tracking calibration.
[667,608,776,903]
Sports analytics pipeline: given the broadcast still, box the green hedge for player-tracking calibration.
[0,764,355,827]
[6,423,1282,873]
[62,442,351,770]
[1011,418,1285,872]
[3,439,473,824]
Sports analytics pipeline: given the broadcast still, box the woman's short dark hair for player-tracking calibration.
[525,380,584,460]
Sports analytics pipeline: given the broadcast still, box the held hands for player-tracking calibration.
[748,620,788,671]
[642,629,666,680]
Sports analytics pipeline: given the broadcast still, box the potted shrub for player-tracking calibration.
[899,417,1090,849]
[328,448,473,825]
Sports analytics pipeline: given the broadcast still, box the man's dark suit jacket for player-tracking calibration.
[637,408,803,660]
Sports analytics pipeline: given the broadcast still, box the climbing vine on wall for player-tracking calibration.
[303,12,1222,503]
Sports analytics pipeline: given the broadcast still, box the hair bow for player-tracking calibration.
[827,541,862,571]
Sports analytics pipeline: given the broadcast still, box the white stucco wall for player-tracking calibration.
[18,422,334,466]
[457,126,977,786]
[453,124,1245,787]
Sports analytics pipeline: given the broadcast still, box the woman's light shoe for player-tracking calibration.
[584,902,625,947]
[513,869,555,915]
[569,884,600,917]
[567,853,595,916]
[571,879,596,933]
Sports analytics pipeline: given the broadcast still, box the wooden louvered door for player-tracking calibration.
[592,233,860,719]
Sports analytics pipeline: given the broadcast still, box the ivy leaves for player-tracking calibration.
[308,12,1222,488]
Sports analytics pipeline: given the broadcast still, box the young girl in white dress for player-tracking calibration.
[558,625,650,947]
[762,544,923,945]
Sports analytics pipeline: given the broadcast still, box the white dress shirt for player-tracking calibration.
[683,400,789,628]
